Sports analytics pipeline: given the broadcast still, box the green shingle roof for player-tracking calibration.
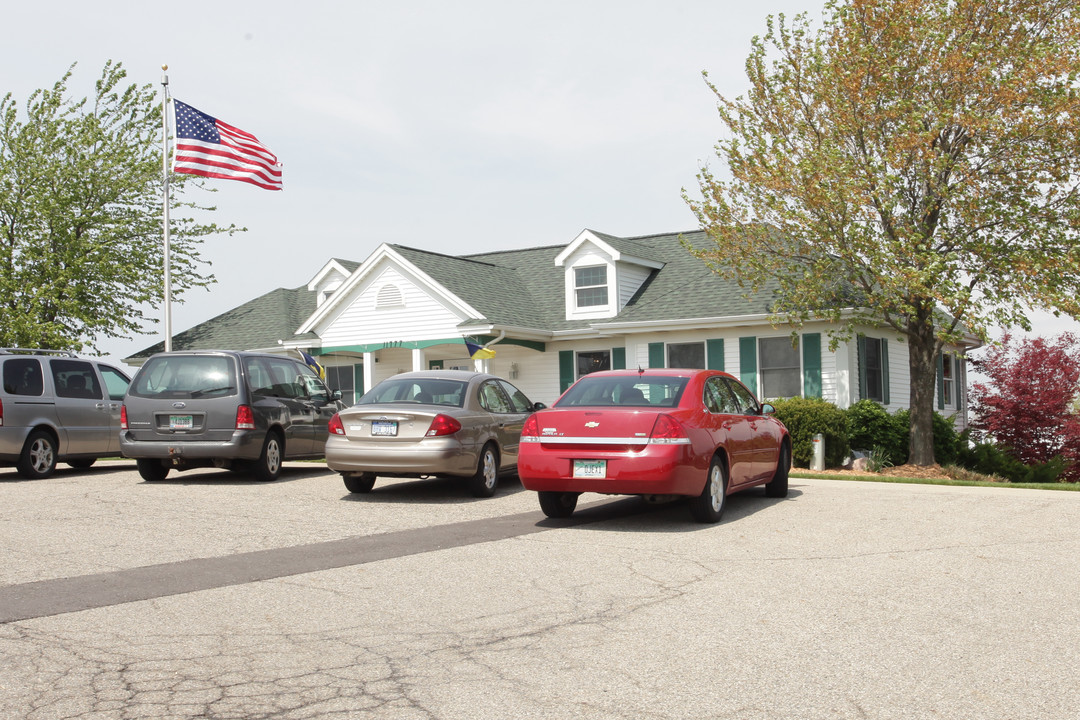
[395,229,776,330]
[125,285,319,362]
[127,229,781,360]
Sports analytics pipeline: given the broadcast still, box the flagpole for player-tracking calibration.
[161,64,173,353]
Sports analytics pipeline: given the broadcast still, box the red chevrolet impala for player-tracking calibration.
[518,369,791,523]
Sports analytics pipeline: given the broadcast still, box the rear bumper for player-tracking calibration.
[119,430,263,463]
[517,442,704,496]
[325,435,478,477]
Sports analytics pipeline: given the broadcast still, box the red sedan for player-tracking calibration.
[518,369,791,523]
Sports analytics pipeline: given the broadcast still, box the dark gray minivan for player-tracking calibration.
[121,350,345,482]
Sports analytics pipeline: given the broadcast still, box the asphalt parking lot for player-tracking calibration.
[2,461,1079,720]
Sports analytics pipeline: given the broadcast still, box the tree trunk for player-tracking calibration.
[907,311,940,466]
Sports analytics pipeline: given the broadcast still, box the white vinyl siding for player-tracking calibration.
[317,267,465,347]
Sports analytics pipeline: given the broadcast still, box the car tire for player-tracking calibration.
[252,432,283,482]
[538,491,579,519]
[690,455,728,523]
[766,442,790,498]
[468,443,499,498]
[343,472,376,493]
[17,431,57,479]
[67,459,97,470]
[136,459,170,482]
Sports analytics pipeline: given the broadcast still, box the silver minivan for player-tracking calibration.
[0,348,131,479]
[120,350,345,482]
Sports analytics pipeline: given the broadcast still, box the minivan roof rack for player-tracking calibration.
[0,348,79,357]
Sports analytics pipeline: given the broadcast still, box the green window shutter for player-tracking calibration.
[937,353,946,409]
[612,347,626,370]
[739,337,757,392]
[856,335,867,400]
[706,338,725,371]
[802,333,822,398]
[881,339,890,405]
[648,342,665,369]
[559,350,575,393]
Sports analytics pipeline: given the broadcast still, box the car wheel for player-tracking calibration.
[468,443,499,498]
[538,491,579,519]
[343,472,376,493]
[17,431,57,479]
[252,432,283,482]
[766,442,790,498]
[67,459,96,470]
[690,455,728,523]
[136,459,170,482]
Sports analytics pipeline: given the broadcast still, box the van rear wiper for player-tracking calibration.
[190,385,235,398]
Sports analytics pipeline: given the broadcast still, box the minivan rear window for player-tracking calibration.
[130,355,238,399]
[3,358,44,396]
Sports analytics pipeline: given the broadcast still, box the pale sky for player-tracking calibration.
[4,0,1076,367]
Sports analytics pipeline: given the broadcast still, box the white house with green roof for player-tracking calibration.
[127,228,978,425]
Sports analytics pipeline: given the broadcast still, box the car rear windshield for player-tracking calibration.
[556,375,688,408]
[357,378,467,407]
[129,355,238,399]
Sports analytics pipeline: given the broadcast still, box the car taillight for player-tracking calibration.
[0,397,4,426]
[236,405,255,430]
[120,405,128,430]
[520,414,540,438]
[425,414,462,437]
[328,413,345,435]
[649,414,690,444]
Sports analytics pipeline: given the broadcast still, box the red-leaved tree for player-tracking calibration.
[970,333,1080,480]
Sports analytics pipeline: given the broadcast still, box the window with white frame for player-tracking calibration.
[574,266,608,308]
[758,337,801,398]
[668,342,705,369]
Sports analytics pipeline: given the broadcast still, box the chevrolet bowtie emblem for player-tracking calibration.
[585,421,600,428]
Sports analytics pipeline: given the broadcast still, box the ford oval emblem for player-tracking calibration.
[172,402,187,409]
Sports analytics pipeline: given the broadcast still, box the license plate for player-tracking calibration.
[371,420,398,437]
[169,415,193,430]
[573,459,606,478]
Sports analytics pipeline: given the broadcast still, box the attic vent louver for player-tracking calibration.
[376,284,404,308]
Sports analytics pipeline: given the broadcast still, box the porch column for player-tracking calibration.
[363,352,375,391]
[412,347,425,371]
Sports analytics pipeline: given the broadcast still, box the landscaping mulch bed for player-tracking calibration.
[798,464,951,480]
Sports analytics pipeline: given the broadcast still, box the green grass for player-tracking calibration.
[790,470,1080,491]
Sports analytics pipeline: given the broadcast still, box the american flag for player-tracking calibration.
[172,100,283,191]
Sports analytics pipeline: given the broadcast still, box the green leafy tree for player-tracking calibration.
[685,0,1080,465]
[0,61,239,353]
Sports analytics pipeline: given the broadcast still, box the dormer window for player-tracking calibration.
[575,266,608,308]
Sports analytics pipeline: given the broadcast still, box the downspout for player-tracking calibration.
[478,330,506,373]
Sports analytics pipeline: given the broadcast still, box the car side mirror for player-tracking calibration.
[331,389,342,401]
[531,402,547,411]
[761,403,776,415]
